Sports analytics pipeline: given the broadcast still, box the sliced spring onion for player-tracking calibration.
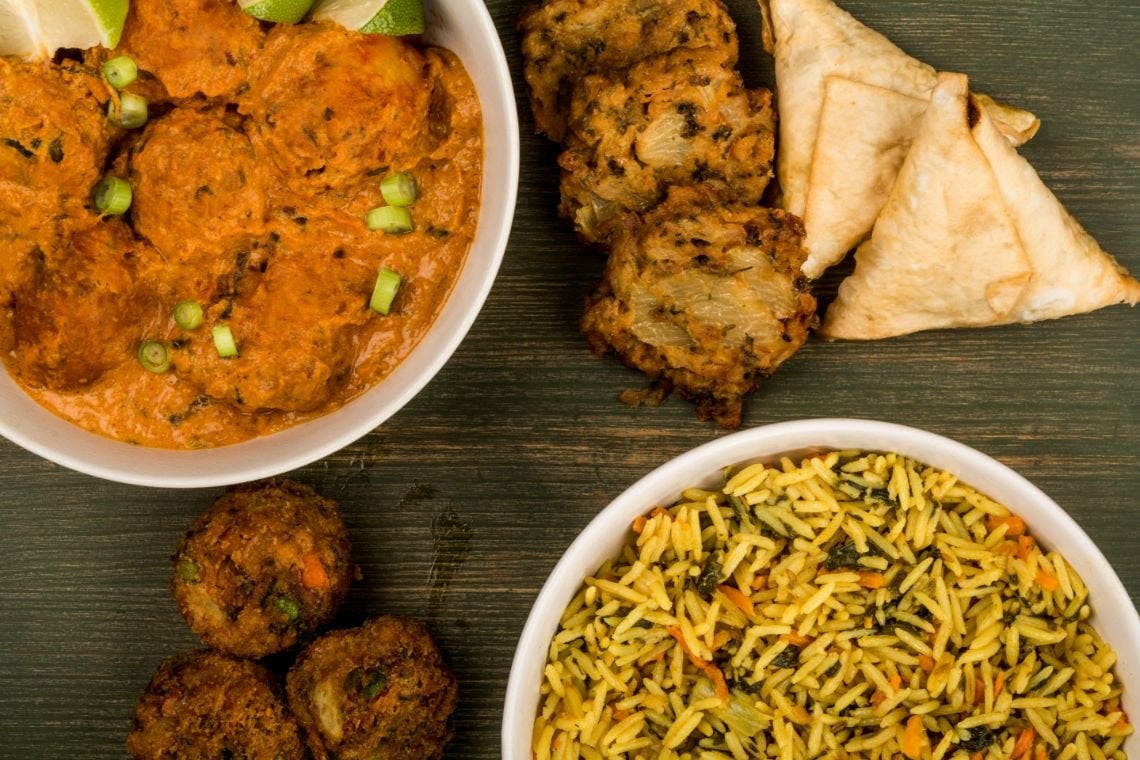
[212,324,238,358]
[93,176,132,215]
[369,268,403,315]
[379,172,418,207]
[108,92,148,129]
[173,300,204,330]
[102,56,138,89]
[365,205,413,235]
[137,340,170,373]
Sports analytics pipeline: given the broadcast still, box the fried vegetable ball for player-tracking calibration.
[172,480,354,658]
[519,0,739,141]
[0,57,116,248]
[128,106,269,294]
[242,22,436,192]
[9,222,160,391]
[581,186,817,428]
[559,47,776,244]
[116,0,266,100]
[127,650,306,760]
[287,616,458,760]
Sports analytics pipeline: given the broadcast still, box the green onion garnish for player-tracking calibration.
[102,56,138,89]
[212,324,238,358]
[173,300,204,330]
[137,340,170,373]
[370,268,402,315]
[379,172,418,207]
[93,176,132,215]
[108,92,148,129]
[365,205,413,234]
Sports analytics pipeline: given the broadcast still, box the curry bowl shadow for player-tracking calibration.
[0,0,519,487]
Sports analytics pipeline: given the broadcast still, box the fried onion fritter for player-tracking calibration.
[518,0,738,141]
[581,187,816,428]
[559,47,775,244]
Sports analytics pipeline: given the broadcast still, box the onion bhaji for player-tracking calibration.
[287,616,458,760]
[581,187,817,428]
[559,47,776,244]
[127,650,306,760]
[519,0,739,141]
[171,479,355,658]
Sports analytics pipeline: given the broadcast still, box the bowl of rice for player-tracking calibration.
[503,418,1137,759]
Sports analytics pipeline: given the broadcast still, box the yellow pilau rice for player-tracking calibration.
[534,450,1132,760]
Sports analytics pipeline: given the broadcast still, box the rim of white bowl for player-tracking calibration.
[0,2,519,489]
[503,418,1140,757]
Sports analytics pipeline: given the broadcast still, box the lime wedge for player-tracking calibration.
[311,0,425,36]
[0,1,48,59]
[239,0,316,23]
[32,0,129,52]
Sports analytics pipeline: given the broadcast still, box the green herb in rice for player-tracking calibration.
[534,450,1132,760]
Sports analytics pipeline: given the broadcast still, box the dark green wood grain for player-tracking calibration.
[0,1,1136,757]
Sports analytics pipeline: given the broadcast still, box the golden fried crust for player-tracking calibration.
[559,47,775,244]
[581,186,816,428]
[171,480,354,658]
[127,650,306,760]
[287,616,458,760]
[519,0,739,141]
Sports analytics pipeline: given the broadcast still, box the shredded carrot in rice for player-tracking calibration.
[717,583,754,617]
[666,625,728,704]
[902,715,925,758]
[1012,727,1036,759]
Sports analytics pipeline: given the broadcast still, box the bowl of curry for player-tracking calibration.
[0,0,518,486]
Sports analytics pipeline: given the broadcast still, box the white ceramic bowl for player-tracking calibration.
[0,0,518,488]
[503,418,1139,756]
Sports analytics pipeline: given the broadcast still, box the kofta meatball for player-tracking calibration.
[128,105,269,296]
[172,480,354,658]
[127,650,306,760]
[115,0,265,100]
[0,57,116,247]
[169,229,375,414]
[559,47,776,244]
[287,617,458,760]
[9,222,161,391]
[581,186,817,428]
[241,22,436,192]
[519,0,739,141]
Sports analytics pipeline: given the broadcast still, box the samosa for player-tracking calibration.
[820,73,1140,339]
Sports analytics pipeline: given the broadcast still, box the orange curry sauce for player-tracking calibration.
[0,5,482,448]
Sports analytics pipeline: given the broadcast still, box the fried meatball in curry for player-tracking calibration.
[581,186,817,428]
[172,480,354,659]
[559,47,776,244]
[9,223,161,391]
[127,650,306,760]
[519,0,739,141]
[0,57,115,249]
[115,0,265,100]
[241,22,437,192]
[128,106,269,294]
[287,616,458,760]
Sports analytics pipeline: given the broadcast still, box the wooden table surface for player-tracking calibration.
[0,1,1136,757]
